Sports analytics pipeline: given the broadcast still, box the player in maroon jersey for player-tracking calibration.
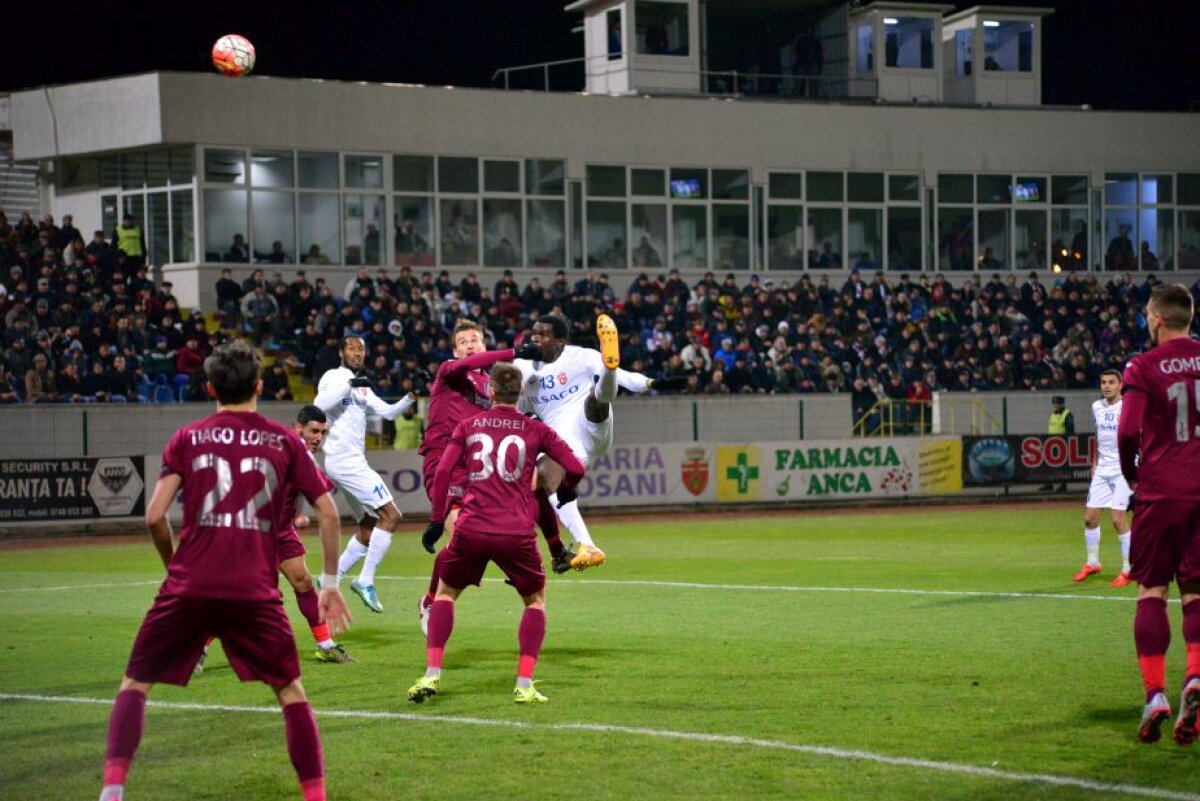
[407,362,585,704]
[96,341,351,801]
[416,319,572,635]
[1118,284,1200,745]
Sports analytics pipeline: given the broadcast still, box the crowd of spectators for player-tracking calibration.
[1,206,1193,415]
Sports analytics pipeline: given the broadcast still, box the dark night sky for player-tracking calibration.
[5,0,1199,111]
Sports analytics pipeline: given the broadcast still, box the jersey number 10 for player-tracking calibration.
[1167,380,1200,443]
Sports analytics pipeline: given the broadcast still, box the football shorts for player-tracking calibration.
[1086,471,1132,511]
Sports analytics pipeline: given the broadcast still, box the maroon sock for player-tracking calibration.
[426,549,448,603]
[534,490,565,558]
[1135,597,1171,701]
[427,599,455,668]
[294,588,321,629]
[517,607,546,680]
[1184,599,1200,683]
[103,689,146,787]
[282,701,325,800]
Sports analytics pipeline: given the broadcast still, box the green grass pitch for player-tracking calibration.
[2,505,1198,801]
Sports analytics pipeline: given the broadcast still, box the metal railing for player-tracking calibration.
[852,397,1003,438]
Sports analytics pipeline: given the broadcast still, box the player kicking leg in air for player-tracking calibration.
[1116,285,1200,745]
[98,341,351,801]
[1075,369,1134,587]
[515,313,686,571]
[314,335,415,613]
[407,363,585,704]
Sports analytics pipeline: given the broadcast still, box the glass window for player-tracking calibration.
[977,209,1009,269]
[1178,174,1200,206]
[440,199,479,266]
[123,196,145,233]
[1178,211,1200,269]
[713,204,749,269]
[631,204,667,268]
[170,189,194,263]
[439,157,479,194]
[976,175,1010,204]
[808,209,842,268]
[394,197,435,266]
[632,168,666,197]
[848,208,882,269]
[101,194,119,237]
[298,193,340,265]
[1014,209,1047,270]
[954,29,972,77]
[670,168,707,199]
[848,172,884,203]
[938,207,974,270]
[252,192,296,264]
[712,169,749,201]
[344,194,384,266]
[588,201,627,268]
[298,152,338,189]
[100,157,121,188]
[884,17,934,70]
[1050,209,1088,271]
[570,181,583,268]
[527,199,566,267]
[635,1,689,56]
[147,193,169,267]
[807,172,843,203]
[204,149,245,184]
[484,160,521,193]
[1142,174,1173,205]
[607,9,623,60]
[888,174,920,202]
[939,173,973,204]
[169,147,194,185]
[1105,173,1138,206]
[249,151,295,189]
[344,155,383,189]
[1013,176,1046,204]
[770,172,804,200]
[122,153,147,190]
[1104,210,1137,271]
[982,20,1033,73]
[767,206,805,270]
[203,189,248,262]
[1140,208,1173,270]
[672,205,707,268]
[526,159,565,196]
[588,165,627,198]
[1051,175,1088,205]
[887,207,921,270]
[394,156,435,192]
[856,25,874,75]
[146,150,169,188]
[483,198,523,267]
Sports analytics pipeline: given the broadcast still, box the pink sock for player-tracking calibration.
[294,588,320,629]
[1135,597,1171,700]
[517,607,546,681]
[103,689,146,788]
[427,599,455,668]
[282,702,324,800]
[1184,599,1200,683]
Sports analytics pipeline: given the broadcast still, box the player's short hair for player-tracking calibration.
[1099,368,1122,382]
[338,334,365,353]
[537,313,569,340]
[1148,284,1194,331]
[452,318,483,342]
[296,404,326,426]
[490,362,523,404]
[204,340,261,404]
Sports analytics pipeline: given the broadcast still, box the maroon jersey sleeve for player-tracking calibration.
[160,428,188,478]
[440,349,514,385]
[287,434,334,505]
[537,422,585,489]
[430,425,467,524]
[1118,356,1146,483]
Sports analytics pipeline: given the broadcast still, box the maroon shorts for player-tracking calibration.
[276,528,305,565]
[440,530,545,597]
[423,454,466,503]
[125,593,300,687]
[1130,498,1200,590]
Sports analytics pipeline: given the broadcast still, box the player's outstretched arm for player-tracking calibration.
[367,390,417,421]
[425,438,465,553]
[144,472,183,569]
[542,427,586,505]
[442,347,522,382]
[314,492,352,635]
[313,374,351,412]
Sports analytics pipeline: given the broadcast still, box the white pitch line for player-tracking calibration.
[0,580,160,594]
[0,692,1195,801]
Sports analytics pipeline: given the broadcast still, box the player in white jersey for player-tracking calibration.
[515,313,686,568]
[1074,368,1133,587]
[314,335,415,612]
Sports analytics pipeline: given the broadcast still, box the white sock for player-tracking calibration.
[99,785,124,801]
[357,527,393,586]
[337,537,369,579]
[1118,532,1131,571]
[551,496,594,548]
[593,368,618,403]
[1084,527,1101,565]
[317,637,336,649]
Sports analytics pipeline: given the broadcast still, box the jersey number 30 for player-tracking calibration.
[465,432,528,483]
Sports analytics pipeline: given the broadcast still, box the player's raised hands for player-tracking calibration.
[516,342,545,361]
[319,587,354,636]
[650,375,689,391]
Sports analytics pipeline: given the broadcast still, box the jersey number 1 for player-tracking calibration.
[465,432,528,483]
[1167,380,1200,443]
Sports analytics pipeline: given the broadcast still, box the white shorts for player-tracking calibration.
[325,457,393,520]
[1086,471,1132,511]
[557,410,614,467]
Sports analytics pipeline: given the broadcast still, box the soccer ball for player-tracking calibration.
[212,34,256,77]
